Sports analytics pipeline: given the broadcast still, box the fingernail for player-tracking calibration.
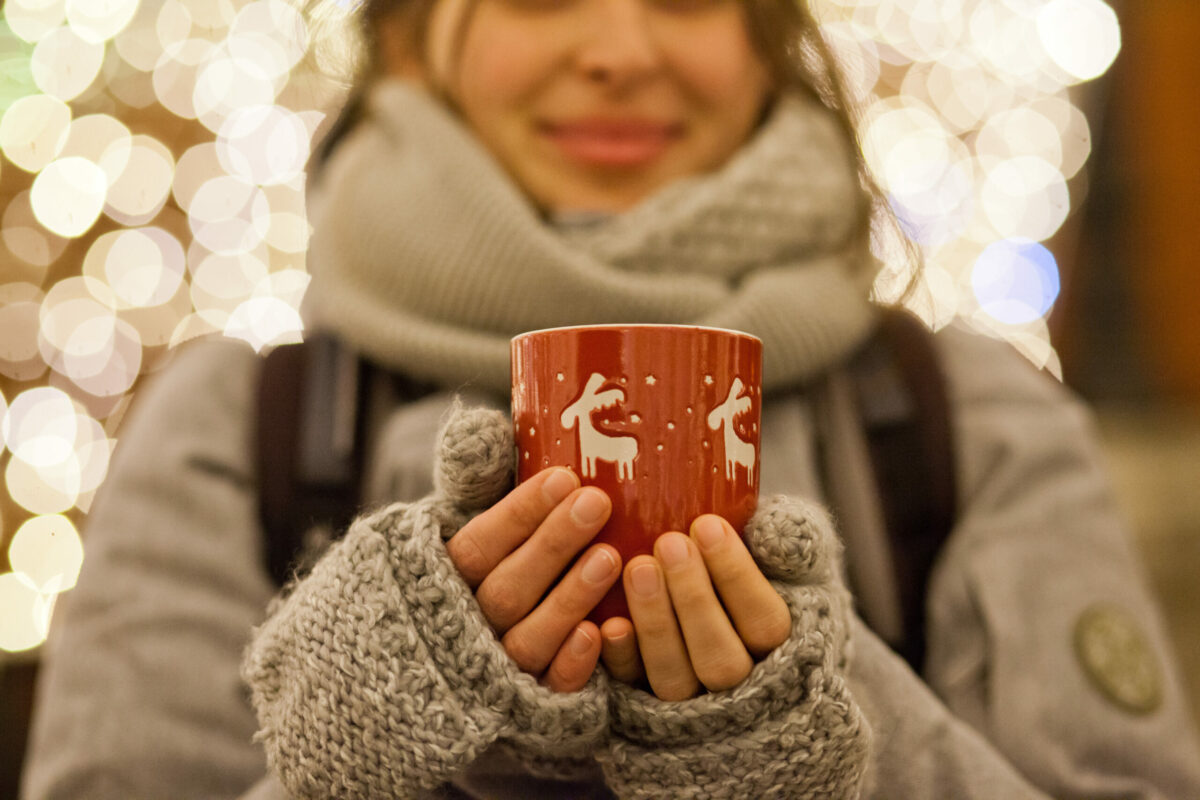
[569,626,594,656]
[630,563,660,597]
[542,469,576,505]
[570,488,608,526]
[693,516,726,551]
[581,548,616,584]
[605,630,629,645]
[657,534,690,570]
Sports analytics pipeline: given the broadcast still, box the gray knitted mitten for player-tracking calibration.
[597,495,872,799]
[241,406,609,799]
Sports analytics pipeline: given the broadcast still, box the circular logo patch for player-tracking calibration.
[1074,604,1163,715]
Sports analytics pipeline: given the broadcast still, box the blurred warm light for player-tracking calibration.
[104,135,176,222]
[86,227,187,309]
[4,190,68,269]
[979,155,1070,242]
[0,571,55,653]
[1037,0,1121,82]
[7,453,79,514]
[0,93,71,173]
[2,386,78,468]
[190,247,269,313]
[226,295,305,352]
[5,0,67,46]
[31,156,108,237]
[9,515,84,594]
[65,0,139,45]
[0,0,1121,649]
[188,176,271,254]
[0,283,48,382]
[154,38,218,120]
[217,104,311,186]
[59,114,134,188]
[812,0,1116,370]
[31,26,105,101]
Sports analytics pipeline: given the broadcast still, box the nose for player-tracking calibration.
[573,0,663,88]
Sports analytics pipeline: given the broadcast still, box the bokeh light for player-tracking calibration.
[971,238,1061,325]
[104,134,176,223]
[814,0,1116,371]
[5,0,67,46]
[65,0,140,45]
[59,114,134,188]
[2,386,79,468]
[31,156,108,237]
[31,25,105,101]
[9,514,84,594]
[0,93,71,173]
[1037,0,1121,82]
[0,0,1120,651]
[0,571,55,653]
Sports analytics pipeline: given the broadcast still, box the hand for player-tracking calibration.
[445,467,622,693]
[599,514,792,701]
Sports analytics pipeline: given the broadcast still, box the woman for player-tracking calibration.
[21,0,1200,797]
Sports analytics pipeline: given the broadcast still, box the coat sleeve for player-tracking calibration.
[922,326,1200,798]
[19,340,279,800]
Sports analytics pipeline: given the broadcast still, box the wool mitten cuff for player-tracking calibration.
[597,495,871,799]
[241,405,608,798]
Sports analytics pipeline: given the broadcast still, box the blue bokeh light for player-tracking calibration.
[971,238,1061,324]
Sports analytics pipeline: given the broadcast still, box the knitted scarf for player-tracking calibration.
[304,78,878,393]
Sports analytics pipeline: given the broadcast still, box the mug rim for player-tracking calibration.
[511,323,762,344]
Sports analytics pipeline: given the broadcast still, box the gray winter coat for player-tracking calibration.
[19,323,1200,799]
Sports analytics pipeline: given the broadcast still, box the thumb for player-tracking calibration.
[743,494,843,585]
[434,400,514,512]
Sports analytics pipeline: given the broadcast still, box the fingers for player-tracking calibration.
[691,515,792,657]
[479,485,612,633]
[446,467,579,587]
[653,533,753,692]
[501,543,621,674]
[540,622,602,693]
[624,555,700,701]
[599,617,643,685]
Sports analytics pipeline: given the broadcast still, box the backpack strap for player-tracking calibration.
[816,306,958,672]
[256,335,438,586]
[256,334,369,586]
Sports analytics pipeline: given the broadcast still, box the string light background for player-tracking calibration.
[0,0,1121,652]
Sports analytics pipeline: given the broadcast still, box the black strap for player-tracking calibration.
[257,335,438,586]
[257,334,369,586]
[844,307,958,671]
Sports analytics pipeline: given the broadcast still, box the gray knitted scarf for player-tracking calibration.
[305,79,878,392]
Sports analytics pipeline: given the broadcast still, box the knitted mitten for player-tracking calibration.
[597,495,871,800]
[241,405,608,799]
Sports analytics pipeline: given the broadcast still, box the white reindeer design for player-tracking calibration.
[560,373,639,481]
[706,377,756,484]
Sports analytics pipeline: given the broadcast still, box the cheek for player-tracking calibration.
[665,32,769,109]
[456,28,554,114]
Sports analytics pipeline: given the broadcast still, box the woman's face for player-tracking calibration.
[403,0,774,213]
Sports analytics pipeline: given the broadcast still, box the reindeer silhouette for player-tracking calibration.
[560,372,639,481]
[706,377,756,484]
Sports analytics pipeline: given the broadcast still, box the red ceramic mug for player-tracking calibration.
[511,324,762,623]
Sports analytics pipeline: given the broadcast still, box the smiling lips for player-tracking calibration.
[541,119,683,167]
